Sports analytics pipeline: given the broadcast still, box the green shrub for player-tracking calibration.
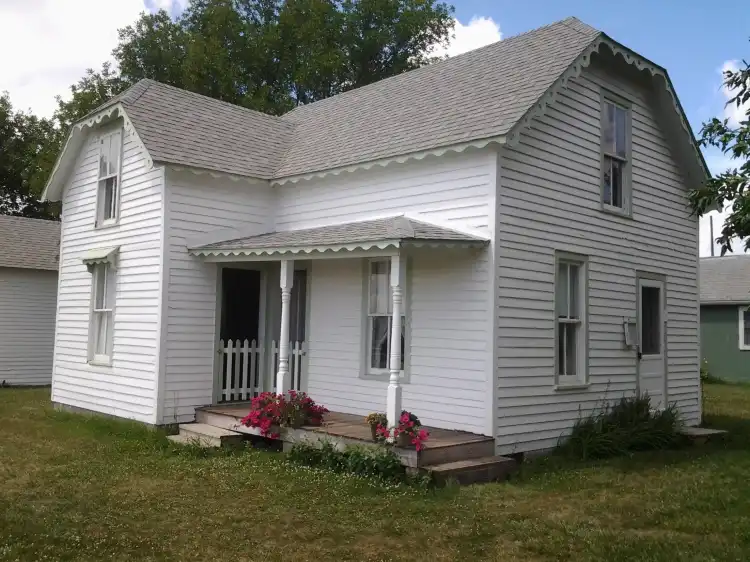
[287,440,430,485]
[559,395,682,460]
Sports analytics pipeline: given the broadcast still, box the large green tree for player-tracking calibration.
[0,94,59,219]
[690,52,750,254]
[113,0,454,114]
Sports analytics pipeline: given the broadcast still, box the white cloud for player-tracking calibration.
[148,0,188,12]
[432,16,502,58]
[720,60,749,127]
[0,0,147,117]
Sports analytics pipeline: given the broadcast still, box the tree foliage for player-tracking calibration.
[690,51,750,254]
[1,0,455,219]
[0,94,59,219]
[114,0,454,114]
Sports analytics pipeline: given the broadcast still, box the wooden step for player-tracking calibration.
[419,437,495,467]
[425,455,518,486]
[175,423,245,448]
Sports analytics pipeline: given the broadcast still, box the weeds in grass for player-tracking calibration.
[287,440,433,487]
[559,395,682,460]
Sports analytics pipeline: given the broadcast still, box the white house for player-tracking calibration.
[42,17,707,456]
[0,215,60,386]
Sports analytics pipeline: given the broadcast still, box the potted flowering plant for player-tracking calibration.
[365,412,388,441]
[375,410,430,451]
[240,391,329,437]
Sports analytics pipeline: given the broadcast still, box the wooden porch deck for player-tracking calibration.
[197,404,496,468]
[200,405,491,449]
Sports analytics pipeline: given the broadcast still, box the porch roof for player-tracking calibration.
[188,216,488,258]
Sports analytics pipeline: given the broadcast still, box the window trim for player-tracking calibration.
[739,306,750,351]
[554,252,589,387]
[88,262,116,365]
[360,257,410,382]
[96,128,123,228]
[600,90,632,217]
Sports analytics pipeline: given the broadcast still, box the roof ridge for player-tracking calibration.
[281,16,597,121]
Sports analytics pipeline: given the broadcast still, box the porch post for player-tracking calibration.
[276,259,294,395]
[386,253,403,432]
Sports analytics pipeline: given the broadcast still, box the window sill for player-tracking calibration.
[88,357,112,367]
[554,382,590,391]
[600,204,633,219]
[95,220,120,230]
[360,370,408,383]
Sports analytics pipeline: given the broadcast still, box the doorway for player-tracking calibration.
[637,276,667,409]
[218,268,263,402]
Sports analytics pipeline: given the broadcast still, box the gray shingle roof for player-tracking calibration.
[701,256,750,304]
[191,216,487,252]
[276,17,599,178]
[86,17,600,181]
[98,79,295,179]
[0,215,60,271]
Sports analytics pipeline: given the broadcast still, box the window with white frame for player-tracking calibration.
[555,255,587,384]
[97,130,122,225]
[601,96,631,212]
[366,259,405,374]
[740,306,750,350]
[89,263,115,363]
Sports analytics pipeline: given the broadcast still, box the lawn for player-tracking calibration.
[1,385,749,561]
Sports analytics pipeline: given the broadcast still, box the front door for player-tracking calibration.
[637,277,667,409]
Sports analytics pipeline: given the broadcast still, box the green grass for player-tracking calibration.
[1,385,749,561]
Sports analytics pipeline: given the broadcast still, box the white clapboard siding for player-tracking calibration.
[494,61,700,453]
[297,152,495,436]
[0,268,58,385]
[163,171,275,422]
[52,121,164,423]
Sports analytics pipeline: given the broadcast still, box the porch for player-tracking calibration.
[190,404,517,482]
[188,215,494,437]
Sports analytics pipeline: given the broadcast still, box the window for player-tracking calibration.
[97,130,122,225]
[89,263,115,363]
[740,306,750,351]
[555,255,587,384]
[366,259,405,374]
[601,96,630,212]
[640,285,662,355]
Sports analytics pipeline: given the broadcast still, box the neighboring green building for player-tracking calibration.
[700,256,750,382]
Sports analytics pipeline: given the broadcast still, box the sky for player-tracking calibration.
[0,0,748,255]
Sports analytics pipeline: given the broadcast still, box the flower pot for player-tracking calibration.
[306,417,322,427]
[370,424,379,441]
[396,432,412,448]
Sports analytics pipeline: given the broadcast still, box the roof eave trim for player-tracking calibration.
[189,238,487,258]
[701,300,750,306]
[42,103,153,201]
[505,34,710,184]
[166,164,267,185]
[270,134,507,186]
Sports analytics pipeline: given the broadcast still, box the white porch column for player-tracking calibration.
[386,253,404,431]
[276,259,294,395]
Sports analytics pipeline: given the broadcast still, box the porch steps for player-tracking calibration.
[424,455,518,486]
[167,423,245,448]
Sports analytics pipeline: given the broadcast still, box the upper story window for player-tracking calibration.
[601,95,631,214]
[97,129,123,226]
[89,262,116,364]
[740,306,750,351]
[555,253,588,385]
[366,259,406,376]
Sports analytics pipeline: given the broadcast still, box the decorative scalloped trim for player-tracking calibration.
[190,239,486,258]
[43,103,153,200]
[505,36,707,177]
[270,135,507,186]
[168,165,263,184]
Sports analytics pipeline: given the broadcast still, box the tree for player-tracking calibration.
[112,0,454,115]
[690,53,750,255]
[0,93,59,219]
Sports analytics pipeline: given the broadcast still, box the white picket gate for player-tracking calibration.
[220,339,305,401]
[271,340,305,393]
[220,339,263,402]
